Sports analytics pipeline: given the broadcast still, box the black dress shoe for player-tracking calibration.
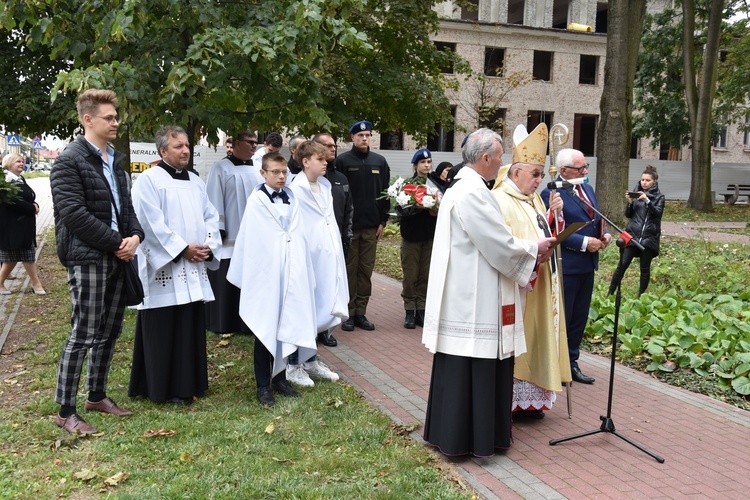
[257,386,275,406]
[353,315,375,331]
[404,311,416,329]
[317,331,338,347]
[571,367,595,384]
[415,309,425,327]
[272,379,300,397]
[341,318,355,331]
[512,409,545,421]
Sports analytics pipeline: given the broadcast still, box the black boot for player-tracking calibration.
[415,309,425,327]
[404,310,416,329]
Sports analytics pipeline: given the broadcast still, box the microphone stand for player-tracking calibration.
[549,188,663,463]
[562,188,645,251]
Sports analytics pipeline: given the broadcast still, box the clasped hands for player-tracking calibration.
[115,236,140,262]
[184,244,211,263]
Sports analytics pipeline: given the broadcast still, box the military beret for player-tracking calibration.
[411,148,432,164]
[349,120,373,134]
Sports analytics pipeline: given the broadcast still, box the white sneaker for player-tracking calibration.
[286,364,314,387]
[303,360,340,381]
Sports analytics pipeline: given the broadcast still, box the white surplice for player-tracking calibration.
[227,185,317,377]
[290,173,349,331]
[205,158,263,259]
[422,167,538,360]
[131,166,221,309]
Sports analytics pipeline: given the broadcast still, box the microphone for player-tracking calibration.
[547,177,589,190]
[616,231,645,251]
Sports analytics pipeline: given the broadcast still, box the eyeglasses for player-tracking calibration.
[320,143,336,149]
[94,114,120,124]
[238,139,258,146]
[519,168,545,179]
[565,163,589,171]
[263,168,288,177]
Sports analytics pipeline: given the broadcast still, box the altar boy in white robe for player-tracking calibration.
[227,152,317,407]
[129,125,221,403]
[285,141,349,387]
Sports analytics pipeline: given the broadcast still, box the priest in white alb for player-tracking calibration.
[205,129,262,334]
[421,128,556,457]
[128,125,221,404]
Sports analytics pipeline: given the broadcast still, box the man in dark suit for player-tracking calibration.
[541,148,611,384]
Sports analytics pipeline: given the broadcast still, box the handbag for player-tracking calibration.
[122,255,144,306]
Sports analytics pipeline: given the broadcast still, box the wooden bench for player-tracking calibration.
[720,184,750,204]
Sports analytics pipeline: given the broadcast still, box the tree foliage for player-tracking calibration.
[634,3,749,151]
[633,9,691,150]
[0,0,458,149]
[0,30,77,138]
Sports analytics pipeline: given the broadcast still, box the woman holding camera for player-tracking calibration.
[608,165,665,296]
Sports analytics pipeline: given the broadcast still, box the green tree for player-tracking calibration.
[683,0,726,211]
[0,0,458,154]
[632,1,749,212]
[596,0,648,226]
[0,31,77,138]
[632,9,691,153]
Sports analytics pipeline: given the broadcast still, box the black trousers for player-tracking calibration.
[253,337,286,389]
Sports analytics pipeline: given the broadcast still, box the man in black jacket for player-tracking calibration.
[50,89,145,435]
[334,120,390,331]
[314,132,354,345]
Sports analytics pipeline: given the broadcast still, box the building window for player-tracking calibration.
[527,110,554,154]
[508,0,525,24]
[427,106,456,152]
[533,51,553,81]
[715,128,728,148]
[658,143,670,161]
[380,130,403,150]
[434,42,456,74]
[573,114,598,156]
[744,115,750,148]
[461,0,479,20]
[630,136,639,159]
[579,55,598,85]
[595,2,608,34]
[552,0,571,29]
[714,117,728,149]
[479,107,506,136]
[484,47,505,77]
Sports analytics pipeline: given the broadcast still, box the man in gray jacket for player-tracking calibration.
[50,89,144,435]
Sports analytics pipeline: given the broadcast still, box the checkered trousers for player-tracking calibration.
[55,253,126,406]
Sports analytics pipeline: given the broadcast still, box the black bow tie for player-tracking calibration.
[270,190,290,204]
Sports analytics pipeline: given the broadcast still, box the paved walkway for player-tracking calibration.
[322,272,750,499]
[2,179,749,498]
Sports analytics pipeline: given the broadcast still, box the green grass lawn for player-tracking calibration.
[0,240,469,498]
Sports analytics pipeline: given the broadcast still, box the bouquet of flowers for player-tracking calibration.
[386,177,440,211]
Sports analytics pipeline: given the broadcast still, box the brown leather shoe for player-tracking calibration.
[55,413,98,435]
[84,397,134,416]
